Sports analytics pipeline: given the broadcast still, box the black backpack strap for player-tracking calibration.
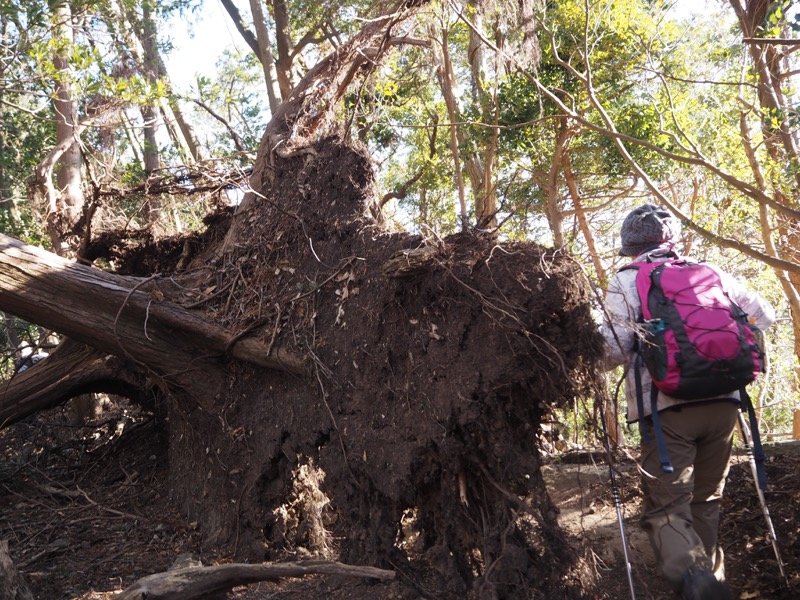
[634,352,649,443]
[634,352,675,473]
[649,383,674,474]
[740,388,768,490]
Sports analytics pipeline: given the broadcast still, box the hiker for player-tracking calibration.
[601,204,775,599]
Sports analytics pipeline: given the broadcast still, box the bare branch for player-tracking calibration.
[450,0,800,274]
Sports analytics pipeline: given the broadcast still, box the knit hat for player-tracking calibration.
[618,204,681,257]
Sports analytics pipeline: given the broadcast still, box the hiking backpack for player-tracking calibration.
[625,254,764,399]
[621,251,767,477]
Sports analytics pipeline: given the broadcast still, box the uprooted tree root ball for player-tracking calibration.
[148,139,606,598]
[0,138,609,599]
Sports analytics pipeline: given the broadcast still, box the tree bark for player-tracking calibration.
[436,26,469,231]
[249,0,282,112]
[49,2,83,250]
[562,149,606,283]
[0,338,149,427]
[466,0,497,228]
[219,0,261,56]
[543,121,570,248]
[159,100,194,164]
[271,0,295,100]
[731,0,800,376]
[165,94,207,163]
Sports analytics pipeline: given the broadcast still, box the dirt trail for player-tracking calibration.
[544,444,800,600]
[1,407,798,599]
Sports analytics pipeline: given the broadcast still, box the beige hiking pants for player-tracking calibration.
[638,401,739,590]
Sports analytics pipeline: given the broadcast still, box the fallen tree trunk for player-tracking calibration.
[0,338,148,427]
[0,234,305,420]
[0,234,304,374]
[115,559,395,600]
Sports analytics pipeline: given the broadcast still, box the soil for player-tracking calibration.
[1,405,798,599]
[129,139,605,598]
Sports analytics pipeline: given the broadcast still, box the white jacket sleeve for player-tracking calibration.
[600,269,641,370]
[713,266,776,331]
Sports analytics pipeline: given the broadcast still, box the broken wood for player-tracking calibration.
[0,540,34,600]
[382,246,438,278]
[115,559,395,600]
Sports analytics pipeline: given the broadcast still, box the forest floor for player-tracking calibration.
[1,401,798,600]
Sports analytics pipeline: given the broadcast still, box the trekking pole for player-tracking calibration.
[737,410,790,588]
[599,396,637,600]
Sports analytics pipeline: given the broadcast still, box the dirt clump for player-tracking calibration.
[151,139,605,598]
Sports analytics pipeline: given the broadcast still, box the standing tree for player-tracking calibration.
[45,1,83,252]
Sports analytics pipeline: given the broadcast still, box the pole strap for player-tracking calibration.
[740,388,768,490]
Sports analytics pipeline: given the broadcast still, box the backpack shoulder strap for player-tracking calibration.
[618,248,681,272]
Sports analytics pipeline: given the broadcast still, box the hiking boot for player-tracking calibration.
[681,567,732,600]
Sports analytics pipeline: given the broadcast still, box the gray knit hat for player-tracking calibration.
[619,204,681,257]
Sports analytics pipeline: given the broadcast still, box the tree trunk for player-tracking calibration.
[219,0,261,56]
[543,121,570,248]
[140,0,162,226]
[563,149,606,284]
[249,0,282,112]
[166,93,207,163]
[0,21,9,223]
[436,26,469,231]
[732,0,800,377]
[271,0,294,100]
[466,0,497,228]
[0,338,148,426]
[1,312,21,352]
[117,1,207,165]
[159,100,194,164]
[49,3,83,251]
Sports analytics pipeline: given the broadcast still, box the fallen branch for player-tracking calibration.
[0,338,147,429]
[115,559,395,600]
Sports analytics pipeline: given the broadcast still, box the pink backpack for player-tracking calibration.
[621,251,767,478]
[624,255,764,399]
